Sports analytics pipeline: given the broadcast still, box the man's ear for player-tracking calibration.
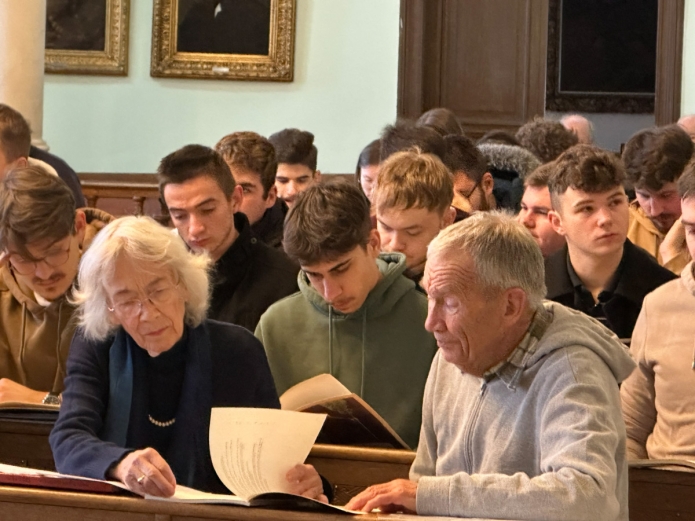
[313,170,322,182]
[548,209,566,236]
[503,287,527,323]
[264,185,277,209]
[481,172,495,196]
[74,210,87,246]
[367,228,381,257]
[230,184,243,212]
[443,206,456,228]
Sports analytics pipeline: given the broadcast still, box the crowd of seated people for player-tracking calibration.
[3,101,695,520]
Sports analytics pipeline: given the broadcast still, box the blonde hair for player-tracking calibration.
[428,211,546,310]
[373,149,453,215]
[73,216,211,341]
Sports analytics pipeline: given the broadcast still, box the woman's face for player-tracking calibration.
[105,255,187,357]
[360,164,379,203]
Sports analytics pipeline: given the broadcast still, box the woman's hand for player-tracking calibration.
[110,447,177,497]
[285,463,328,503]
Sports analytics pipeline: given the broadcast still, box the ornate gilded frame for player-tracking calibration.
[150,0,296,81]
[45,0,129,76]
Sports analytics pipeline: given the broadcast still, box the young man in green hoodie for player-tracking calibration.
[255,181,437,448]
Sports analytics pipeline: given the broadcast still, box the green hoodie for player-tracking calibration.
[255,253,437,448]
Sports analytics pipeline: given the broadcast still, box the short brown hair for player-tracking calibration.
[379,120,446,162]
[443,135,487,184]
[622,125,694,191]
[283,180,371,265]
[0,165,76,257]
[373,149,453,216]
[0,104,31,162]
[516,118,578,163]
[157,144,235,201]
[416,107,463,137]
[215,132,277,197]
[524,162,554,189]
[678,161,695,200]
[268,128,317,172]
[548,145,625,210]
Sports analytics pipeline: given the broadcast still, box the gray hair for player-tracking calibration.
[73,216,211,341]
[427,211,546,309]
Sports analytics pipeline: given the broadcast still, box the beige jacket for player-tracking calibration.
[621,261,695,460]
[0,208,113,393]
[627,201,690,274]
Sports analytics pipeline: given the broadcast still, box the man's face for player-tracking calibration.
[423,252,509,376]
[452,172,493,213]
[377,206,453,278]
[680,197,695,260]
[517,185,566,257]
[275,163,318,207]
[7,211,86,301]
[163,176,241,262]
[228,165,276,225]
[301,231,381,315]
[549,186,629,259]
[634,182,682,234]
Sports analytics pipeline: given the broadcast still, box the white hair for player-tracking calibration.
[560,113,594,143]
[73,216,211,341]
[427,211,546,310]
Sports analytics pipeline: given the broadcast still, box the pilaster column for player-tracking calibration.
[0,0,48,150]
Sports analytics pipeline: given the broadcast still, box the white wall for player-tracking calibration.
[43,0,400,174]
[682,0,695,116]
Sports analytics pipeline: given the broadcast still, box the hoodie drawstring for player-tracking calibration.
[360,312,367,397]
[328,306,333,374]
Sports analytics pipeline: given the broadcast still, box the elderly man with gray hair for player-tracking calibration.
[347,212,635,520]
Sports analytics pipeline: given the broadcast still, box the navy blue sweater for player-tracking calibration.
[50,319,280,493]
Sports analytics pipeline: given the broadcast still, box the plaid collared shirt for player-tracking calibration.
[482,303,554,390]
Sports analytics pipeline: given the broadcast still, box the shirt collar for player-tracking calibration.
[482,304,553,389]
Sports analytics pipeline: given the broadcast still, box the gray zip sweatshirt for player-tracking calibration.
[411,301,636,521]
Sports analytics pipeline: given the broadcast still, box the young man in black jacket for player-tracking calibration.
[158,145,298,331]
[545,145,675,339]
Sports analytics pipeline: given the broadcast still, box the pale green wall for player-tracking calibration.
[43,0,400,173]
[682,0,695,115]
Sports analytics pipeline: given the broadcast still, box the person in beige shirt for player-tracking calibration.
[622,124,693,274]
[621,162,695,459]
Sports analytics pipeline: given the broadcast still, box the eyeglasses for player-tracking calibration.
[461,180,480,200]
[108,284,180,319]
[7,242,72,275]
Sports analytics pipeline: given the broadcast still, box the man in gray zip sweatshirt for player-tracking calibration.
[347,212,636,521]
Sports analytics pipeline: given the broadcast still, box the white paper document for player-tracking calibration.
[209,407,326,499]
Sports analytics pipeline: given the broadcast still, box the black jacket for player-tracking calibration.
[209,213,298,331]
[545,240,676,339]
[30,146,86,207]
[251,198,288,250]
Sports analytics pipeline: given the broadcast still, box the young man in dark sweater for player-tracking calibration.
[158,145,298,332]
[545,145,675,339]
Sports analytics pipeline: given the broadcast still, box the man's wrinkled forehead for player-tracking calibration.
[423,252,477,296]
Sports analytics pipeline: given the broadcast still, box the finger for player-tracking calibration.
[345,489,372,511]
[285,463,310,482]
[147,452,177,489]
[136,456,175,497]
[361,490,405,513]
[317,494,328,505]
[296,483,324,501]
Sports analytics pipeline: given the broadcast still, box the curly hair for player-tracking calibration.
[516,118,578,163]
[215,131,277,197]
[622,124,694,191]
[547,145,625,211]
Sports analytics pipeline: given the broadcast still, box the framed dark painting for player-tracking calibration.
[151,0,296,81]
[45,0,130,76]
[546,0,657,113]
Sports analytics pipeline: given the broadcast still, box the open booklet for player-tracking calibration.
[145,408,362,514]
[629,458,695,472]
[280,373,410,449]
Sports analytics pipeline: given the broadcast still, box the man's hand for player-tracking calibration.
[0,378,46,404]
[345,479,417,513]
[110,447,176,498]
[0,251,9,268]
[285,463,328,503]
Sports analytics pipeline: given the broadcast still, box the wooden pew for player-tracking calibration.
[2,418,694,519]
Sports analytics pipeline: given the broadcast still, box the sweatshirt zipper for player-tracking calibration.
[463,381,487,472]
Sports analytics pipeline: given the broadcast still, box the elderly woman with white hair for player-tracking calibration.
[49,216,326,500]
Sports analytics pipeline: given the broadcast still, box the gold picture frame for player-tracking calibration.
[45,0,130,76]
[151,0,296,82]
